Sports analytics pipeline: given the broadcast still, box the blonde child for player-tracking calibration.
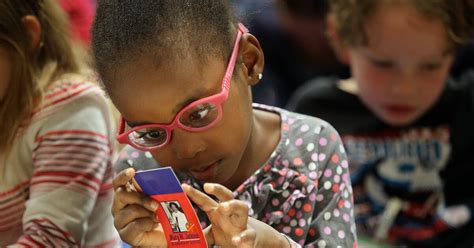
[0,0,119,246]
[288,0,474,246]
[92,0,357,247]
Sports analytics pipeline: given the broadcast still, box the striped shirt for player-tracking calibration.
[0,76,120,247]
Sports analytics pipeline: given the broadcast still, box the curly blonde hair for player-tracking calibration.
[330,0,474,48]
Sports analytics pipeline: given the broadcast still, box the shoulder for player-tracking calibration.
[278,108,345,170]
[287,78,378,134]
[286,76,346,114]
[253,104,340,143]
[29,75,114,139]
[259,104,343,159]
[282,108,340,142]
[289,76,339,101]
[33,74,110,123]
[48,75,105,100]
[33,75,108,120]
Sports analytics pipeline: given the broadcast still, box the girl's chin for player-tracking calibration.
[379,113,419,127]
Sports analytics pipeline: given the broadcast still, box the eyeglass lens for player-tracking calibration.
[129,102,219,147]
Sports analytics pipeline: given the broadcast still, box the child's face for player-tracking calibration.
[346,3,454,126]
[0,46,12,101]
[111,51,254,186]
[170,204,178,212]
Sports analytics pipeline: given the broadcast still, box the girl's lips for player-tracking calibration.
[190,161,219,182]
[385,105,416,115]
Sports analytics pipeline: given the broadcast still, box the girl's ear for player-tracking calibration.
[326,14,350,65]
[21,15,42,51]
[239,33,264,86]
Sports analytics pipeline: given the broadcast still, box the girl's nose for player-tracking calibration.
[391,72,417,96]
[169,128,206,160]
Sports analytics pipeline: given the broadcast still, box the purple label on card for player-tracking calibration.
[134,167,183,195]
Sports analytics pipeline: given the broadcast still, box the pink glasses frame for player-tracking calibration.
[117,23,249,151]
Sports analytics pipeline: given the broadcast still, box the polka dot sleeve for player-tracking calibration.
[303,123,357,247]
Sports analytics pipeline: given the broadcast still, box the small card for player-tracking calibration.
[133,167,207,248]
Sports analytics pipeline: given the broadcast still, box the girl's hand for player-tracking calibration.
[183,183,289,248]
[112,168,167,247]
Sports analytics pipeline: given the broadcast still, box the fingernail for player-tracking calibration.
[125,168,133,177]
[232,236,241,244]
[150,201,158,211]
[222,202,230,211]
[181,184,190,190]
[204,183,214,191]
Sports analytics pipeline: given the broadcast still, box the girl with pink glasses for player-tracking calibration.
[92,1,357,247]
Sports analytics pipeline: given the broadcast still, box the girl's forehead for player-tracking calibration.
[117,51,225,84]
[369,1,447,31]
[364,3,448,50]
[111,53,227,122]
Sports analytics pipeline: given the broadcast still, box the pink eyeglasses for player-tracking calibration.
[117,23,249,151]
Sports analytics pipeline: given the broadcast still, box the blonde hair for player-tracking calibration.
[330,0,474,48]
[0,0,85,158]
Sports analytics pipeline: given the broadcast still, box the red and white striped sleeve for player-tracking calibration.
[14,81,119,247]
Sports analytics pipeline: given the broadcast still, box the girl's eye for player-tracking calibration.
[144,131,164,139]
[420,63,441,71]
[135,129,166,142]
[180,104,217,127]
[189,107,210,121]
[371,59,394,68]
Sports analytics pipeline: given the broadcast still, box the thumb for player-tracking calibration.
[203,225,215,246]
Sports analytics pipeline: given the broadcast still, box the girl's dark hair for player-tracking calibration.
[281,0,329,18]
[92,0,236,87]
[330,0,474,48]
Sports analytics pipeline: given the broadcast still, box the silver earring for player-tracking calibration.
[258,73,263,80]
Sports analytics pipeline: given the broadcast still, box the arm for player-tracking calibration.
[296,123,357,247]
[15,95,116,246]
